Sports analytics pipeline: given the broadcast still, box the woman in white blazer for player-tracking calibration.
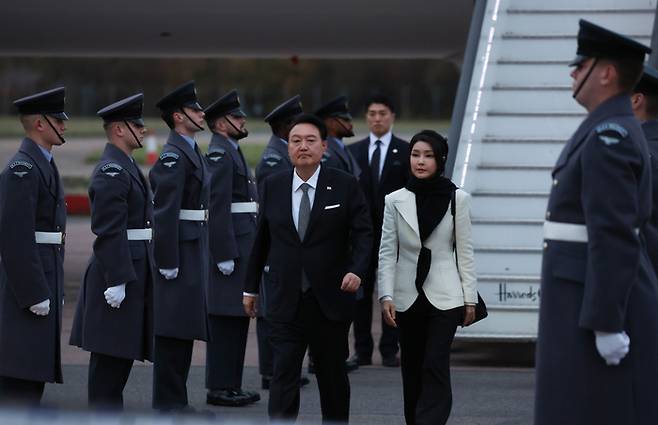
[378,130,478,425]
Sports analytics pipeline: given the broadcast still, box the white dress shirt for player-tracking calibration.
[292,165,321,229]
[368,131,392,176]
[243,165,321,298]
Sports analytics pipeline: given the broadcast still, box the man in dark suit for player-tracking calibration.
[243,114,372,423]
[70,93,154,409]
[631,66,658,274]
[203,90,260,406]
[253,95,310,390]
[149,81,210,412]
[0,87,68,406]
[347,93,409,367]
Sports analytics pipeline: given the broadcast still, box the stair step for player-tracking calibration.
[473,220,544,246]
[492,85,570,91]
[473,191,549,197]
[497,59,569,65]
[472,218,543,225]
[474,249,542,275]
[488,111,585,117]
[478,164,553,170]
[478,274,540,283]
[482,138,565,144]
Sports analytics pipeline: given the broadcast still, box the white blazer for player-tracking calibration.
[377,187,477,312]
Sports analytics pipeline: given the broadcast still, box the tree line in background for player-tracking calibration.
[0,58,460,119]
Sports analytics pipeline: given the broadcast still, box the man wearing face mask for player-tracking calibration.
[0,87,68,405]
[149,81,210,412]
[69,93,154,409]
[535,20,658,424]
[203,90,260,407]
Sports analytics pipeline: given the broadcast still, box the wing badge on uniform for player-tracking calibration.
[160,152,180,168]
[9,160,33,177]
[101,163,123,177]
[263,153,282,168]
[207,148,226,162]
[595,122,628,146]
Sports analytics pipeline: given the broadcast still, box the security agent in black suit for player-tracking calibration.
[535,21,658,424]
[347,93,409,367]
[243,114,372,423]
[203,90,260,406]
[0,87,68,405]
[69,94,154,409]
[631,65,658,274]
[149,81,211,412]
[253,95,310,390]
[315,96,361,179]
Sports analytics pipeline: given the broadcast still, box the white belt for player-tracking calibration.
[35,231,64,245]
[127,228,152,241]
[543,221,639,243]
[179,209,208,221]
[231,202,258,214]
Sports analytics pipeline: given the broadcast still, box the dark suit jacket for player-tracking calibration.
[245,166,372,323]
[641,119,658,275]
[348,134,409,267]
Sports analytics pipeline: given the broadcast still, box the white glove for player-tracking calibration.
[595,331,630,366]
[159,268,179,280]
[217,260,235,276]
[29,299,50,316]
[104,283,126,308]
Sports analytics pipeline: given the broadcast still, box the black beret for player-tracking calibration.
[13,87,68,120]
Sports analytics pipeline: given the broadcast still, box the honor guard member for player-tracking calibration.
[0,87,68,405]
[535,20,658,425]
[149,81,211,412]
[631,66,658,273]
[315,96,361,179]
[254,94,310,390]
[203,90,260,406]
[69,94,154,409]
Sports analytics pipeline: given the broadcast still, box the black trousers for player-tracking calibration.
[269,291,350,423]
[354,268,399,360]
[152,335,194,410]
[257,317,273,377]
[397,293,463,425]
[206,315,249,390]
[88,352,134,409]
[0,375,45,406]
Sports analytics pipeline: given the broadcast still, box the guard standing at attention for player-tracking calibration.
[535,20,658,425]
[315,95,361,179]
[203,89,260,407]
[254,95,309,390]
[631,65,658,273]
[149,81,210,412]
[69,93,154,409]
[0,87,68,405]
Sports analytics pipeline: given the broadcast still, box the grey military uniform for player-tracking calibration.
[255,135,292,195]
[322,136,361,179]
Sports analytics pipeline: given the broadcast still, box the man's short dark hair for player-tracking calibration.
[605,58,644,94]
[161,110,175,129]
[364,93,396,114]
[289,113,327,140]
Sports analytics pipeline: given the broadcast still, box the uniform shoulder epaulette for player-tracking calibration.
[8,160,33,178]
[262,152,282,168]
[159,151,180,168]
[206,147,226,162]
[595,122,628,146]
[100,162,124,178]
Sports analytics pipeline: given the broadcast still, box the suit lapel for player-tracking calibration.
[394,190,420,237]
[20,138,57,198]
[380,136,402,183]
[280,171,301,242]
[305,167,330,240]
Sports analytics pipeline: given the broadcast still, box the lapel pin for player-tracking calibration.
[327,186,332,190]
[392,148,398,154]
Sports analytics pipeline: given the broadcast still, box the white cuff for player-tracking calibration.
[243,292,259,297]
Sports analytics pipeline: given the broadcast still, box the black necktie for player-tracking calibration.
[371,140,382,185]
[50,158,60,195]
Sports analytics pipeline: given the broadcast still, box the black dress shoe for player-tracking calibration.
[345,357,359,372]
[207,389,254,407]
[350,354,372,366]
[240,389,261,403]
[382,355,401,367]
